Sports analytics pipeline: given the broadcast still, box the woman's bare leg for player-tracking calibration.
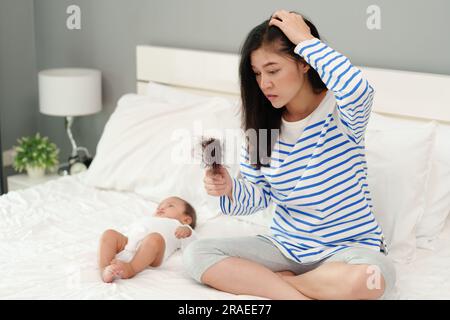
[279,262,386,300]
[112,233,166,279]
[201,257,311,300]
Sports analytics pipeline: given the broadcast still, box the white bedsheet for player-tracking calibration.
[0,173,449,299]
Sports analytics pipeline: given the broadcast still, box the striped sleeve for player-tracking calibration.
[294,38,375,145]
[219,145,272,216]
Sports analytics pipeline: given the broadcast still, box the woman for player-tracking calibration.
[184,10,395,300]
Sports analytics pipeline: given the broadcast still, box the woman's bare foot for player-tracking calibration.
[101,264,123,283]
[110,260,136,279]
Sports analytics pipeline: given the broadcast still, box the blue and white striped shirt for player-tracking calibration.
[220,38,386,263]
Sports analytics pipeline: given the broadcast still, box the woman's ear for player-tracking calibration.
[297,61,310,74]
[302,63,310,73]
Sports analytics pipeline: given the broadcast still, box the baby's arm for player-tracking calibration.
[176,225,198,251]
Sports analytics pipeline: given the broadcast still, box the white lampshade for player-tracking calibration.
[38,68,102,116]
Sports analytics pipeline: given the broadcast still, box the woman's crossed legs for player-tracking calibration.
[183,236,395,300]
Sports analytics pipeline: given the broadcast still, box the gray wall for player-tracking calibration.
[2,0,450,167]
[0,0,38,176]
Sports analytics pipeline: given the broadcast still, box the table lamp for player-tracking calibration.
[38,68,102,175]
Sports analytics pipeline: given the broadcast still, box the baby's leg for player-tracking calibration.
[113,232,166,279]
[98,229,128,282]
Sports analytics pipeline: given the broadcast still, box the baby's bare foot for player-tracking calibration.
[111,260,136,279]
[101,264,123,283]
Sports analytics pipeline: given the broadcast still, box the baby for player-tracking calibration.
[98,196,197,283]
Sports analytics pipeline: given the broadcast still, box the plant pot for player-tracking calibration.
[26,166,45,179]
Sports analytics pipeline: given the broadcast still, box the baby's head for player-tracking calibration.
[155,196,197,229]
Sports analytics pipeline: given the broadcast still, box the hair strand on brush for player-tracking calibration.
[201,137,224,174]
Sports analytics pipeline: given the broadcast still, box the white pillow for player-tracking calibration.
[146,81,239,106]
[146,81,211,105]
[368,113,450,249]
[416,123,450,248]
[145,82,277,226]
[85,93,241,225]
[365,114,436,263]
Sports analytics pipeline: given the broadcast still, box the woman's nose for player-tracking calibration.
[260,76,273,90]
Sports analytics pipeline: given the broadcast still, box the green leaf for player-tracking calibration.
[12,133,60,173]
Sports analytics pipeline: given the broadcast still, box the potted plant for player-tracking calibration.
[12,133,59,179]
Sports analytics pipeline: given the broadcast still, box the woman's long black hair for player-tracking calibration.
[239,13,327,169]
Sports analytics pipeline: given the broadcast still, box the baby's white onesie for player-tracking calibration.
[115,216,197,263]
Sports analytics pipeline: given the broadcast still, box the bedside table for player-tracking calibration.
[7,173,60,192]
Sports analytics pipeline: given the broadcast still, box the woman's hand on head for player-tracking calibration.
[269,10,316,45]
[203,166,233,199]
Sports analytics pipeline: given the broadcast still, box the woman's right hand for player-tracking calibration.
[203,166,233,199]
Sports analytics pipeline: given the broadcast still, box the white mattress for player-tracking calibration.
[0,173,449,299]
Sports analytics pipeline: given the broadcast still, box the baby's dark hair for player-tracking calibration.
[180,199,197,229]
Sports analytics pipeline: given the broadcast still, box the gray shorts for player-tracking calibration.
[183,236,396,300]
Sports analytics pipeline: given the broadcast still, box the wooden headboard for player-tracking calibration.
[137,45,450,123]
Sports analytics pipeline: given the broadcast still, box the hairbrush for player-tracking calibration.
[201,137,223,174]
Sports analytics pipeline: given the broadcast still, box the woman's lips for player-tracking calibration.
[267,95,278,101]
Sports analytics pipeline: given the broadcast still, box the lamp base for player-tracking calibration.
[57,163,71,176]
[57,151,93,176]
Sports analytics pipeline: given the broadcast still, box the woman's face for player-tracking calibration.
[250,46,309,109]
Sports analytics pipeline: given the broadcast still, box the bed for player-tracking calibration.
[0,44,449,299]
